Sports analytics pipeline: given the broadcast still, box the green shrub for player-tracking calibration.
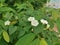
[0,0,60,45]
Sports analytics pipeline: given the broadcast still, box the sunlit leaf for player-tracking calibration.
[2,30,10,43]
[40,38,48,45]
[15,33,35,45]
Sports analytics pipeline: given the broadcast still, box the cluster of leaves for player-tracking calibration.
[0,0,60,45]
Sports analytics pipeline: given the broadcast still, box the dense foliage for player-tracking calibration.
[0,0,60,45]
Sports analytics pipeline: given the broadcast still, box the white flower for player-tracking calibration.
[40,19,48,24]
[31,29,34,32]
[5,20,10,25]
[31,20,39,26]
[28,17,35,21]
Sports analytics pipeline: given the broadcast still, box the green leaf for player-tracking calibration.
[0,20,8,30]
[33,24,44,34]
[55,43,60,45]
[3,12,13,20]
[2,30,10,43]
[29,38,40,45]
[52,9,59,20]
[0,26,3,35]
[9,26,17,35]
[0,0,5,3]
[0,7,15,12]
[18,29,25,38]
[40,38,48,45]
[56,18,60,32]
[15,33,35,45]
[0,39,8,45]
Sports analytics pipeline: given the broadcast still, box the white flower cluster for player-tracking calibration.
[4,20,10,26]
[40,19,50,29]
[40,19,48,24]
[28,17,39,26]
[28,17,50,29]
[31,20,39,27]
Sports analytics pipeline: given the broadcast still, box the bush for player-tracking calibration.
[0,0,60,45]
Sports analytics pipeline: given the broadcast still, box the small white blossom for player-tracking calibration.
[5,20,10,25]
[31,20,39,26]
[40,19,48,24]
[31,29,34,32]
[28,17,35,21]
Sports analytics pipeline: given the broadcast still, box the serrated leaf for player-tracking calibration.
[15,33,35,45]
[2,30,10,43]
